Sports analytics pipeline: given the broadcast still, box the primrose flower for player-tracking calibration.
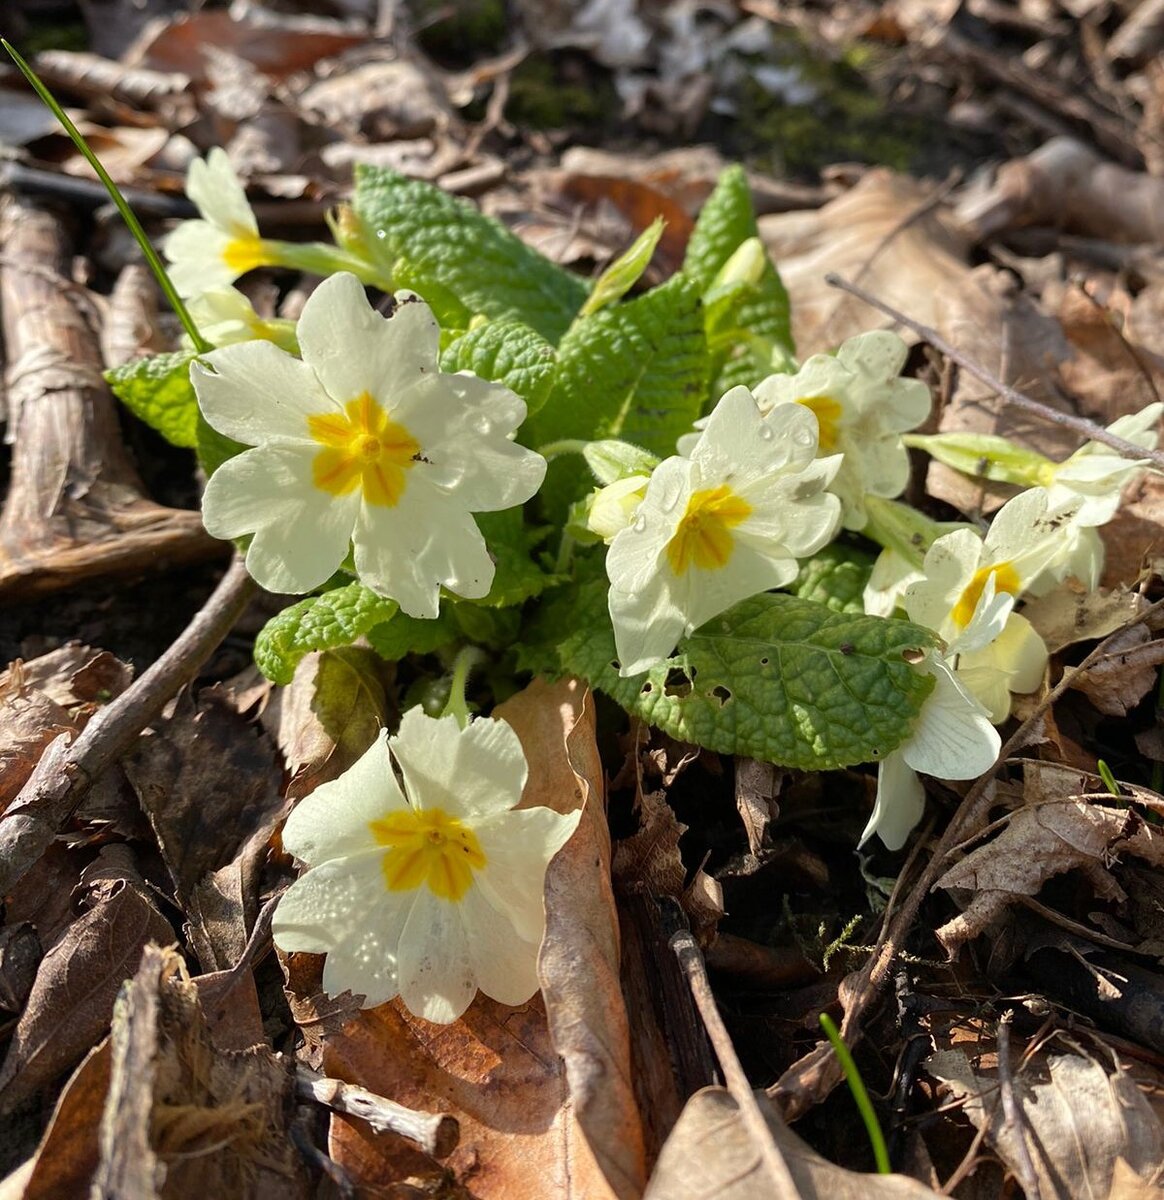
[862,655,1000,850]
[752,331,931,529]
[165,148,275,299]
[186,287,298,352]
[1043,402,1163,526]
[272,708,581,1023]
[607,385,842,676]
[193,272,546,614]
[901,488,1070,721]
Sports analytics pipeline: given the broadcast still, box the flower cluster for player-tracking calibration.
[273,708,581,1023]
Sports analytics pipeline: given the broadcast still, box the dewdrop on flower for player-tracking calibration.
[164,148,276,299]
[606,385,842,676]
[272,709,581,1024]
[193,272,546,615]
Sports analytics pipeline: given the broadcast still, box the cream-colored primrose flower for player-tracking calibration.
[186,287,298,352]
[901,488,1071,722]
[165,148,273,299]
[607,385,842,676]
[751,331,931,529]
[862,655,999,850]
[272,708,581,1024]
[193,272,546,614]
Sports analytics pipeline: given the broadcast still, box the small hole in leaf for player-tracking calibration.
[663,668,693,698]
[610,660,621,672]
[759,656,769,666]
[641,682,653,695]
[710,685,732,706]
[903,647,925,664]
[839,642,855,656]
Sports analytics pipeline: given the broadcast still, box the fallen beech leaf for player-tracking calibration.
[0,866,172,1114]
[1101,473,1164,588]
[927,264,1079,513]
[20,1041,111,1200]
[927,1045,1164,1200]
[935,799,1164,953]
[0,680,73,813]
[643,1086,940,1198]
[1021,585,1144,654]
[317,678,642,1199]
[757,169,971,354]
[266,648,390,801]
[121,686,283,908]
[298,59,453,141]
[1067,625,1164,716]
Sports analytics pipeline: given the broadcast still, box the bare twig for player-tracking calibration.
[295,1066,459,1159]
[997,1012,1042,1200]
[665,903,800,1198]
[825,272,1164,469]
[0,556,255,894]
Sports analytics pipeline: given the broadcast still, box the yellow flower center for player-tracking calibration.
[370,808,486,902]
[952,561,1022,629]
[308,391,420,507]
[222,233,271,275]
[665,484,752,575]
[795,394,843,452]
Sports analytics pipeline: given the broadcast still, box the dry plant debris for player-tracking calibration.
[4,1,1164,1198]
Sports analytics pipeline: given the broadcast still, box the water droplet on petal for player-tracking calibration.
[758,424,774,441]
[794,428,815,447]
[471,414,493,436]
[657,473,682,513]
[375,228,387,240]
[632,513,648,533]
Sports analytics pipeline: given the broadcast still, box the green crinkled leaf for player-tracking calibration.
[106,351,200,449]
[533,571,937,769]
[682,164,795,395]
[254,582,398,685]
[790,543,877,614]
[527,273,710,518]
[474,509,554,607]
[439,320,557,415]
[367,609,458,661]
[195,413,247,478]
[351,166,588,342]
[683,165,759,292]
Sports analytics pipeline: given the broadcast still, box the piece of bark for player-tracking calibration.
[0,193,219,596]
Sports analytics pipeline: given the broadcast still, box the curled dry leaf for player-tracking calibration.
[1021,584,1144,654]
[0,861,172,1115]
[643,1086,940,1199]
[927,1043,1164,1200]
[757,169,971,355]
[1066,625,1164,717]
[316,678,644,1199]
[935,797,1164,954]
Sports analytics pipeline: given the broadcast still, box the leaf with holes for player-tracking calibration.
[528,570,937,769]
[351,166,588,342]
[254,582,398,685]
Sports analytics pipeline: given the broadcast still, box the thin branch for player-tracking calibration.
[665,903,800,1198]
[295,1066,459,1159]
[0,556,255,894]
[997,1012,1042,1200]
[825,272,1164,468]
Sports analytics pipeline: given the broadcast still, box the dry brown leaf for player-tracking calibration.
[0,923,41,1015]
[927,1045,1164,1200]
[19,1041,111,1200]
[0,860,173,1114]
[935,799,1164,953]
[297,58,453,140]
[643,1086,941,1199]
[265,647,390,802]
[0,678,73,814]
[1021,584,1144,654]
[757,169,971,355]
[1101,472,1164,588]
[1067,626,1164,716]
[927,264,1079,513]
[318,678,642,1199]
[121,686,283,911]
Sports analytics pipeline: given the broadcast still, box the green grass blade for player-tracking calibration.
[819,1012,892,1174]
